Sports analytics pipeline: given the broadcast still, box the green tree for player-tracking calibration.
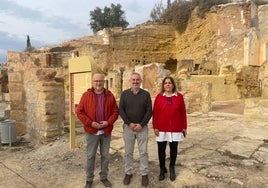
[89,3,129,33]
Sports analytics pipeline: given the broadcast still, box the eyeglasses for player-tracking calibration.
[167,97,172,105]
[93,80,104,83]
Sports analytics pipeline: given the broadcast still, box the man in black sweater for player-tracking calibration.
[119,72,152,187]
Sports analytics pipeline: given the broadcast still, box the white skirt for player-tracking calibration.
[156,132,184,142]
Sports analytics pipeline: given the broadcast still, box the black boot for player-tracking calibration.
[169,166,176,181]
[159,167,167,181]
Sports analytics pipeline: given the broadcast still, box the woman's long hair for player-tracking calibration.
[161,76,177,93]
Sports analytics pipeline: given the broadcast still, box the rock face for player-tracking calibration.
[61,2,267,100]
[3,2,268,141]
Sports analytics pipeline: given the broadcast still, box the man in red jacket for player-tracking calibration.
[76,73,119,188]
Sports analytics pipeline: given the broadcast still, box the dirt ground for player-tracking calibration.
[0,133,167,188]
[0,100,268,188]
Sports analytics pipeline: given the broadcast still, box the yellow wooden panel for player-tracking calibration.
[68,56,97,149]
[73,73,91,104]
[68,56,96,73]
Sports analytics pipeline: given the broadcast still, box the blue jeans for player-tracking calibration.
[123,124,149,176]
[86,133,111,182]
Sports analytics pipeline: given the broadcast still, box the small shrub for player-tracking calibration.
[163,0,194,33]
[253,0,268,5]
[197,0,231,18]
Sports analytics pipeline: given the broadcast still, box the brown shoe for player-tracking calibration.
[141,175,149,187]
[123,174,132,185]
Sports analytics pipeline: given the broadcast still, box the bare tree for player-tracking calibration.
[150,1,166,22]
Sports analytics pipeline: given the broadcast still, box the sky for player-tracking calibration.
[0,0,159,64]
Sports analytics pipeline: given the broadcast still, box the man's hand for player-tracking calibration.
[98,121,108,128]
[129,123,136,131]
[92,121,108,129]
[129,123,142,132]
[133,123,142,132]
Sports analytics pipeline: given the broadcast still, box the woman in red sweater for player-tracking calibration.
[152,76,187,181]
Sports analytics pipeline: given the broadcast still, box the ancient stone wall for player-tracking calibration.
[244,97,268,118]
[174,3,251,76]
[0,65,9,93]
[7,52,65,143]
[56,2,268,101]
[4,2,268,141]
[110,24,177,68]
[176,2,267,100]
[180,80,212,114]
[258,5,268,97]
[174,8,218,67]
[216,3,251,68]
[70,24,177,86]
[105,71,121,99]
[24,68,65,143]
[258,4,268,38]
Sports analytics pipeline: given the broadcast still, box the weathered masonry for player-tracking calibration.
[4,1,268,143]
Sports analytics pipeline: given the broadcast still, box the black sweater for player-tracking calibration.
[119,88,152,127]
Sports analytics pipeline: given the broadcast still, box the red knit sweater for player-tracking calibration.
[152,93,187,132]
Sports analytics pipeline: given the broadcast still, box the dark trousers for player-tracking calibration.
[157,141,178,169]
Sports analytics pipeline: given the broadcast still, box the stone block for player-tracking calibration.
[44,102,59,114]
[35,107,46,116]
[40,115,58,123]
[36,82,63,91]
[38,91,57,100]
[3,93,9,101]
[244,108,261,117]
[40,128,61,139]
[9,92,24,101]
[8,82,24,92]
[8,72,22,82]
[218,138,263,159]
[15,121,27,135]
[10,101,24,110]
[0,94,3,102]
[253,147,268,164]
[259,99,268,108]
[10,110,26,122]
[244,98,259,108]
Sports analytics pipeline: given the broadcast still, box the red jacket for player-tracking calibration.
[76,88,119,135]
[153,93,187,132]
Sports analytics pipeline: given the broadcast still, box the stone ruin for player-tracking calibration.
[1,1,268,144]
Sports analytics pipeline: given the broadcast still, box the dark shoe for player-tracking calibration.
[159,167,167,181]
[170,166,176,181]
[141,175,149,187]
[101,179,112,187]
[123,174,133,185]
[84,181,92,188]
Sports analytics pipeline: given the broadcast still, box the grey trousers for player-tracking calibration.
[86,133,111,182]
[123,124,149,176]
